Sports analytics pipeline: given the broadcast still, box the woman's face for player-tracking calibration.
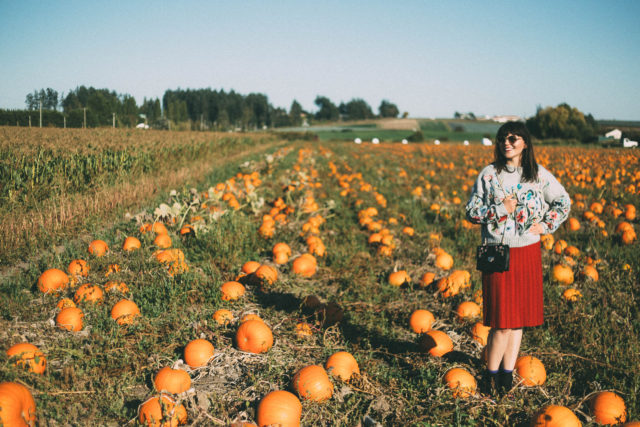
[500,133,527,165]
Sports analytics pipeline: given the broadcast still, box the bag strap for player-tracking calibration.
[494,171,511,245]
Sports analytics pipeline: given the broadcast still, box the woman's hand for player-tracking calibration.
[502,194,517,214]
[529,222,545,235]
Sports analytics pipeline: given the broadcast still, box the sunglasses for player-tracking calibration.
[506,135,522,144]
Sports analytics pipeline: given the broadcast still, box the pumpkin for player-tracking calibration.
[68,259,90,277]
[409,309,435,333]
[580,265,598,281]
[221,281,246,301]
[434,251,454,270]
[624,204,636,220]
[56,298,76,309]
[456,301,481,320]
[73,284,104,304]
[540,234,554,250]
[153,367,191,394]
[184,339,215,368]
[292,365,333,402]
[514,355,546,386]
[179,225,194,236]
[325,351,359,382]
[530,405,582,427]
[292,254,317,278]
[552,264,574,285]
[273,251,289,265]
[37,268,69,294]
[419,330,453,357]
[254,265,278,285]
[564,245,580,258]
[88,239,109,256]
[562,288,582,301]
[0,382,37,427]
[402,226,415,236]
[419,272,436,288]
[110,299,140,325]
[553,239,568,255]
[257,390,302,427]
[388,270,410,287]
[213,309,233,325]
[471,322,491,346]
[591,391,627,425]
[236,319,273,354]
[153,233,172,249]
[242,261,261,275]
[138,395,187,427]
[151,222,169,235]
[295,322,313,337]
[6,343,46,375]
[105,281,130,294]
[566,217,581,231]
[123,236,142,251]
[55,307,84,331]
[437,270,470,298]
[272,242,292,257]
[153,248,185,264]
[621,229,637,245]
[443,367,477,398]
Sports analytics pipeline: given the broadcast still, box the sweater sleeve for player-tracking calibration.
[539,166,571,233]
[465,166,510,226]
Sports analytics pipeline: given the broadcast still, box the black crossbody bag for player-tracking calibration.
[476,173,512,273]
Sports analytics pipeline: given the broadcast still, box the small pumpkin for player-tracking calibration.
[105,281,130,294]
[184,339,215,368]
[470,322,491,346]
[213,309,233,326]
[6,343,46,374]
[235,319,273,354]
[456,301,481,320]
[37,268,69,294]
[110,299,141,325]
[254,265,278,286]
[581,265,599,281]
[443,367,477,398]
[138,395,187,427]
[419,330,453,357]
[434,251,454,270]
[325,351,359,382]
[153,367,191,394]
[153,233,172,249]
[514,355,546,386]
[257,390,302,427]
[292,365,333,402]
[552,264,574,285]
[388,270,410,287]
[530,405,582,427]
[292,254,317,278]
[88,239,109,256]
[220,281,246,301]
[409,309,435,333]
[241,261,261,275]
[56,298,76,310]
[73,284,104,304]
[123,236,141,251]
[419,272,436,288]
[151,222,169,235]
[540,234,554,250]
[295,322,313,337]
[0,382,37,427]
[55,307,84,331]
[67,259,90,277]
[591,391,627,425]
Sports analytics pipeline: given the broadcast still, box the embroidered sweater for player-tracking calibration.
[465,163,571,248]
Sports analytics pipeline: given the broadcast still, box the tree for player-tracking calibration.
[314,96,339,121]
[25,88,59,110]
[378,100,399,118]
[340,98,374,121]
[289,100,303,126]
[526,103,598,143]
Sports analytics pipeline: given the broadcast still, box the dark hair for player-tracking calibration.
[493,121,538,182]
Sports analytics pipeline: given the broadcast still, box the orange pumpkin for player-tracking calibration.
[295,322,313,337]
[581,265,599,281]
[591,391,627,425]
[6,343,46,375]
[55,307,84,331]
[434,251,454,270]
[443,368,477,398]
[151,222,169,235]
[553,239,568,255]
[272,242,292,257]
[292,254,317,278]
[153,233,172,249]
[56,298,76,310]
[388,270,410,287]
[292,365,333,402]
[456,301,481,320]
[123,236,142,251]
[552,264,574,285]
[138,395,187,426]
[220,281,246,301]
[73,284,104,304]
[184,339,215,368]
[470,322,491,346]
[37,268,69,294]
[153,367,191,394]
[257,390,302,427]
[530,405,582,427]
[67,259,90,277]
[325,351,360,382]
[236,319,273,354]
[562,288,583,302]
[419,330,453,357]
[419,272,436,288]
[254,265,278,285]
[566,217,581,231]
[540,234,554,250]
[0,382,37,427]
[110,299,141,325]
[105,281,130,294]
[88,239,109,256]
[241,261,261,275]
[409,309,435,333]
[213,309,233,325]
[514,355,546,386]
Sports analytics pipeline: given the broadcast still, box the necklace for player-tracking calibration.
[504,164,522,173]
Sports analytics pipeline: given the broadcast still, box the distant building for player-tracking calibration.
[492,115,523,123]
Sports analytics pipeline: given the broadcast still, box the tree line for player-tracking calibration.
[0,86,401,130]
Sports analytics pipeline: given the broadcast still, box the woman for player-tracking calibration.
[465,121,570,395]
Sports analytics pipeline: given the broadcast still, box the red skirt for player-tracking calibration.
[482,242,543,329]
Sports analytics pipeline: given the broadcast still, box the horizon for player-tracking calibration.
[1,1,639,121]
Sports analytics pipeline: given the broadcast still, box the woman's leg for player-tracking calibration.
[501,328,523,370]
[486,328,511,371]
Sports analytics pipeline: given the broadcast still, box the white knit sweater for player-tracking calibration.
[465,163,571,248]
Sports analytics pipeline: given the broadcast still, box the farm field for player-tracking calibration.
[1,131,639,426]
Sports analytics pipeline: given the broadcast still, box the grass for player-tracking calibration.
[0,136,638,425]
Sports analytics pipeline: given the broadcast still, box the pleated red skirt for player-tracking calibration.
[482,242,543,329]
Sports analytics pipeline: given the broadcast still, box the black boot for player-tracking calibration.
[498,370,513,395]
[480,370,500,396]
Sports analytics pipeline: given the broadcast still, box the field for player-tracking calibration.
[1,128,639,426]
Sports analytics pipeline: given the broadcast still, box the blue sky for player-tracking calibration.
[1,0,639,120]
